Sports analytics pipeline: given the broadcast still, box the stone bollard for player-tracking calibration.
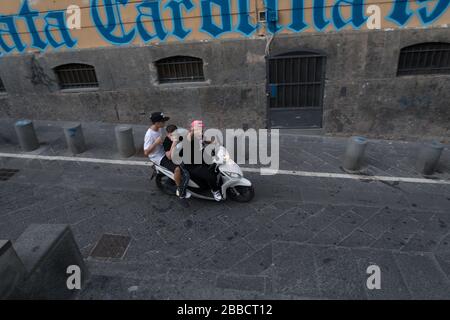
[0,240,27,299]
[343,136,368,172]
[14,120,39,151]
[115,126,136,158]
[11,224,89,299]
[417,141,444,176]
[63,123,86,154]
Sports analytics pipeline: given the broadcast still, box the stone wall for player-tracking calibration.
[0,27,449,139]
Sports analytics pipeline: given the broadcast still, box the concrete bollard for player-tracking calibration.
[115,126,136,158]
[0,240,27,299]
[63,123,86,154]
[343,136,368,172]
[14,120,39,151]
[417,141,444,176]
[11,224,88,299]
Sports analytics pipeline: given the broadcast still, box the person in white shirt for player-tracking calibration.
[144,112,190,199]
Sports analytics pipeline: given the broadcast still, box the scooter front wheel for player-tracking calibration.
[155,173,177,196]
[227,185,255,203]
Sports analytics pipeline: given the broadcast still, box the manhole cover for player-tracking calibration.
[89,234,131,259]
[0,169,19,181]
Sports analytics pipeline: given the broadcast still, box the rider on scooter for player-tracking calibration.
[143,112,190,199]
[184,120,223,201]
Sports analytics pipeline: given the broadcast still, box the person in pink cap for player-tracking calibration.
[190,120,204,138]
[184,119,222,201]
[191,120,204,128]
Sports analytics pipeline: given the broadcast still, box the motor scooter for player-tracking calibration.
[150,141,255,202]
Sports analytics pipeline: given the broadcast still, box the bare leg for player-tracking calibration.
[174,167,182,187]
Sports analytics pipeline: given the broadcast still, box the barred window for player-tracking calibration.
[397,42,450,76]
[54,63,99,89]
[0,77,5,92]
[156,56,205,84]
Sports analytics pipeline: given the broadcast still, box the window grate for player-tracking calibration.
[156,56,205,84]
[397,42,450,76]
[269,52,325,109]
[0,77,5,92]
[54,63,99,89]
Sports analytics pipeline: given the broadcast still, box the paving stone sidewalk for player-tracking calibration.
[0,118,449,299]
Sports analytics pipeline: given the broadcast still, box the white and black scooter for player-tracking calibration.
[150,138,255,203]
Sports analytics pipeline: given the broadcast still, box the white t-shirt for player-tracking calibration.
[144,128,165,164]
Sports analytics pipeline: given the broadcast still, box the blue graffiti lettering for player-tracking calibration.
[387,0,414,26]
[44,11,77,49]
[313,0,330,31]
[91,0,135,44]
[237,0,257,36]
[0,16,26,54]
[417,0,450,25]
[18,0,47,50]
[332,0,366,30]
[0,0,449,56]
[136,0,168,42]
[290,0,308,32]
[200,0,233,37]
[165,0,195,40]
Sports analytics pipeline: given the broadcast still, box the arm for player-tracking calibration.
[165,140,178,160]
[144,136,162,157]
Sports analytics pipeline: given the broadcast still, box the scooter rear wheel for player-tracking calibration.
[227,185,255,203]
[155,173,177,196]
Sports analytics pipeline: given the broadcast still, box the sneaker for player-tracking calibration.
[212,190,223,202]
[176,188,192,199]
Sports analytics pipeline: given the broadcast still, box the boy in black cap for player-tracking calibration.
[144,112,190,199]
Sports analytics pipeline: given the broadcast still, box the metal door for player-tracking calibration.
[268,51,326,128]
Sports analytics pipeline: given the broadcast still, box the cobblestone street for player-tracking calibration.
[1,119,449,299]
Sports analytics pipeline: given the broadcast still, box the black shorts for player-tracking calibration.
[160,156,177,173]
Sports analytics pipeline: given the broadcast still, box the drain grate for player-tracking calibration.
[89,234,131,259]
[0,168,19,181]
